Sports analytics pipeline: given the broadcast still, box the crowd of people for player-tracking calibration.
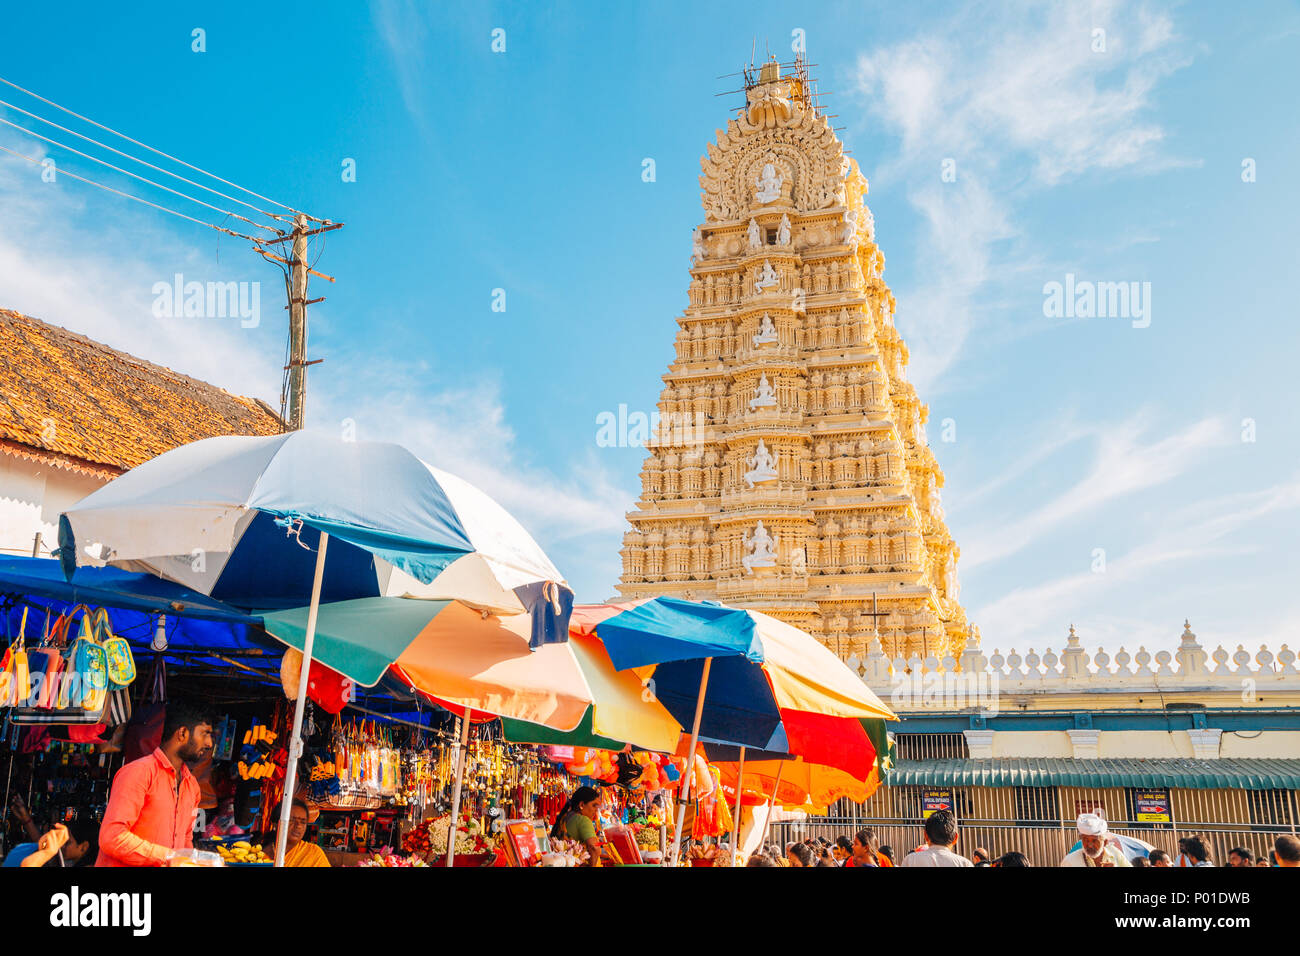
[746,809,1300,868]
[7,703,1300,871]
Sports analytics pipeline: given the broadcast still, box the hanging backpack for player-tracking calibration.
[65,604,107,712]
[99,608,136,690]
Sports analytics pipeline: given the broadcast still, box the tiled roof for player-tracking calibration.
[0,308,283,477]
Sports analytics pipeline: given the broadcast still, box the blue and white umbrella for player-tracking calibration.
[57,431,573,865]
[56,432,572,645]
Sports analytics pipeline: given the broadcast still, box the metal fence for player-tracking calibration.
[767,785,1298,866]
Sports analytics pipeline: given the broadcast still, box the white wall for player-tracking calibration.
[0,453,106,558]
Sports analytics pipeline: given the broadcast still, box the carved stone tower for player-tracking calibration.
[617,56,971,663]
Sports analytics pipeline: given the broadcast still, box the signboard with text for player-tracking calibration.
[922,788,953,819]
[1134,789,1172,824]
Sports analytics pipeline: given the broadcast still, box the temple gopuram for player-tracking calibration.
[617,55,971,663]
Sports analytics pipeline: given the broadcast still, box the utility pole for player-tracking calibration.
[286,213,310,431]
[257,214,341,432]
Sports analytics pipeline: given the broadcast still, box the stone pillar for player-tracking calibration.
[1066,728,1101,759]
[1173,620,1208,677]
[1187,728,1223,760]
[964,729,995,760]
[1060,624,1089,679]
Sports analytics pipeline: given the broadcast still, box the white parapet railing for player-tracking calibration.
[844,621,1300,706]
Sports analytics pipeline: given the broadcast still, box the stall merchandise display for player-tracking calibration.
[419,813,497,859]
[356,851,428,868]
[538,838,590,867]
[215,839,273,865]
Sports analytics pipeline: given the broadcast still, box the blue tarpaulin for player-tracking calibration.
[0,556,275,671]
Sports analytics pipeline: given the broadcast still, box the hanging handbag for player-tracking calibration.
[99,607,136,689]
[107,686,133,726]
[11,606,105,726]
[67,605,108,713]
[25,609,63,710]
[1,607,31,708]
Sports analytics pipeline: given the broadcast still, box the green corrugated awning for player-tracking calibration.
[886,758,1300,790]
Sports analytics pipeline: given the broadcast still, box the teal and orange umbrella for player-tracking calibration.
[559,597,896,862]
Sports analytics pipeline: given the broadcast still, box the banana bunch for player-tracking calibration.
[217,840,272,865]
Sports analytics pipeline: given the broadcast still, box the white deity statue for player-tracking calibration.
[690,227,704,266]
[776,213,791,246]
[754,162,783,204]
[743,438,779,488]
[746,218,761,251]
[749,373,777,410]
[742,520,779,574]
[754,259,780,293]
[752,312,778,346]
[841,205,859,244]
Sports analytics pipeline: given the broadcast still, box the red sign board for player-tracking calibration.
[502,819,540,867]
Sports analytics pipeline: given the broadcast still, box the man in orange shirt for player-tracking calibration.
[97,701,213,867]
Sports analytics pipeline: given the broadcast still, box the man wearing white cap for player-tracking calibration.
[1062,813,1131,867]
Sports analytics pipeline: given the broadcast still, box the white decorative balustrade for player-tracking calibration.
[844,622,1300,705]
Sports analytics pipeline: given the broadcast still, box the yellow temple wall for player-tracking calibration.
[976,729,1300,760]
[990,731,1070,758]
[1219,731,1300,759]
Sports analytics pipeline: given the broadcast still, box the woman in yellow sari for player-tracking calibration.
[276,799,330,867]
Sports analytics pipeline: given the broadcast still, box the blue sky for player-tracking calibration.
[1,1,1298,660]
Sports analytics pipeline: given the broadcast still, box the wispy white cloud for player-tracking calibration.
[0,134,281,400]
[963,412,1231,569]
[971,477,1300,649]
[371,0,436,132]
[853,0,1195,390]
[313,374,632,549]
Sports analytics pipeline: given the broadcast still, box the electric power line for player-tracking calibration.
[0,73,311,220]
[0,140,267,243]
[0,115,281,235]
[0,94,286,222]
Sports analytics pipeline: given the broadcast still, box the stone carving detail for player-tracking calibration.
[690,227,705,266]
[754,259,780,293]
[743,439,778,488]
[753,312,778,346]
[842,206,858,244]
[754,163,783,204]
[777,213,791,246]
[742,520,778,573]
[749,373,777,410]
[699,85,848,222]
[747,218,761,251]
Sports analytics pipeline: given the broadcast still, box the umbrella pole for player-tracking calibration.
[444,705,471,867]
[756,761,785,853]
[274,531,329,868]
[669,656,711,866]
[729,745,745,865]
